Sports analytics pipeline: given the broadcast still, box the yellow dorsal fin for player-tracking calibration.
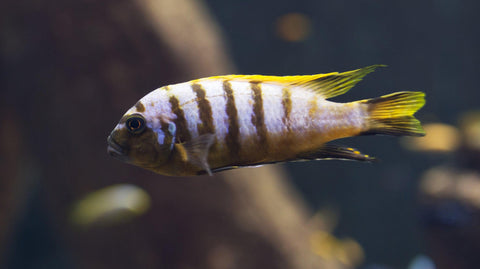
[200,65,385,99]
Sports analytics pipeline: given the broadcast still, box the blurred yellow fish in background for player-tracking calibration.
[107,65,425,176]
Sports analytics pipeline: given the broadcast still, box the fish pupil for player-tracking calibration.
[130,119,140,129]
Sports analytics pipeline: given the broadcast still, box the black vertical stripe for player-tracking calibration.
[251,81,268,150]
[169,95,191,142]
[192,83,215,135]
[223,80,240,156]
[281,87,292,131]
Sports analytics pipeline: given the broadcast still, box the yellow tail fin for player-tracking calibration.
[362,91,426,136]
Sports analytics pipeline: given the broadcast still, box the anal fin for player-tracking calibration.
[209,164,266,174]
[296,144,376,162]
[203,144,375,175]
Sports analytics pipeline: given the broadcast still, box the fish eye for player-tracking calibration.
[125,114,146,134]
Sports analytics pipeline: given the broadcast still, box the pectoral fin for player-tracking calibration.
[296,144,377,162]
[175,133,215,175]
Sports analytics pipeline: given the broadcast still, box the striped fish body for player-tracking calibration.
[167,79,363,165]
[107,65,425,176]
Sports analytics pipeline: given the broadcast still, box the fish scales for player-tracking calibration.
[251,82,268,154]
[167,82,201,142]
[168,79,365,163]
[222,80,241,158]
[191,83,215,136]
[227,80,257,156]
[261,83,288,155]
[196,80,229,150]
[107,65,426,176]
[144,82,340,151]
[197,78,361,162]
[289,86,317,134]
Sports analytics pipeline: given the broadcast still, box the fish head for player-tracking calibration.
[107,102,175,170]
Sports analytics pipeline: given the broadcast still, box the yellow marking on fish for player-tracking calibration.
[175,143,188,162]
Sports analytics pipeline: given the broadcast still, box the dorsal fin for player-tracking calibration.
[199,65,385,99]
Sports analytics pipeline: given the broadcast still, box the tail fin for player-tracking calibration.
[362,91,426,136]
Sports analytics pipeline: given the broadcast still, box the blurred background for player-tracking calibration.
[1,0,479,268]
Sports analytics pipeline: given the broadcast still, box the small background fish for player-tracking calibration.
[107,65,425,176]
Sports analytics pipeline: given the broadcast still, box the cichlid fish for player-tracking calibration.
[107,65,425,176]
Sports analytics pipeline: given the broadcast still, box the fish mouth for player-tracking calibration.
[107,135,130,162]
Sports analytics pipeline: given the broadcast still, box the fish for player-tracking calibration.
[107,65,425,176]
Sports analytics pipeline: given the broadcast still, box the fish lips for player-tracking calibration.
[107,135,130,163]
